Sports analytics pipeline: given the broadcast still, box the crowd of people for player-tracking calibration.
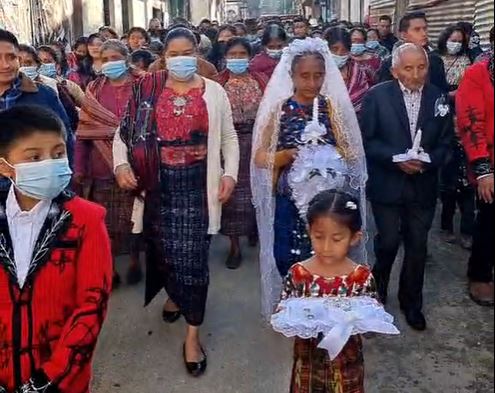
[0,9,493,393]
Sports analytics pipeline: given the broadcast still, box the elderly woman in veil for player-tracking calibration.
[251,38,368,319]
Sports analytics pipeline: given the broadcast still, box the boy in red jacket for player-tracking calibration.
[0,105,112,392]
[456,30,494,307]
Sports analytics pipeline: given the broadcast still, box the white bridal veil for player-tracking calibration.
[250,38,368,319]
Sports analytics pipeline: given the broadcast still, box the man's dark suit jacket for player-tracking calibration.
[378,51,449,92]
[360,80,454,207]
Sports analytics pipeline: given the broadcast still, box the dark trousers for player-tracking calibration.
[371,184,436,311]
[440,188,476,235]
[468,200,494,283]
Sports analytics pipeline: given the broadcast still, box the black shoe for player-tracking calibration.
[402,308,427,331]
[162,309,181,323]
[248,234,258,248]
[126,266,143,286]
[183,344,207,377]
[226,253,242,270]
[112,272,121,289]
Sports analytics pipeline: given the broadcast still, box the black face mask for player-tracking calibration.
[215,41,228,54]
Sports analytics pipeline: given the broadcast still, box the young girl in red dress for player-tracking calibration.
[280,190,376,393]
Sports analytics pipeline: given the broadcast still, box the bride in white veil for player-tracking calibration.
[250,37,368,320]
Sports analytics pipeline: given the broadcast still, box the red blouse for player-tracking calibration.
[282,263,376,299]
[155,87,209,166]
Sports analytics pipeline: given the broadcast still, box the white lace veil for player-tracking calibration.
[250,38,368,320]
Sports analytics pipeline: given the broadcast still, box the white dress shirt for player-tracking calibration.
[6,187,51,287]
[399,81,424,141]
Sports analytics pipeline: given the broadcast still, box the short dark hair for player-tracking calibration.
[128,27,150,43]
[367,28,380,37]
[224,37,253,58]
[307,190,362,233]
[18,44,41,65]
[399,12,427,33]
[0,106,66,156]
[293,16,309,25]
[163,27,197,51]
[437,25,469,56]
[37,45,60,64]
[73,36,88,51]
[350,27,367,40]
[456,21,474,36]
[216,24,237,41]
[99,26,119,38]
[233,22,248,35]
[130,49,155,68]
[379,15,393,24]
[324,27,352,51]
[261,24,288,47]
[0,29,19,49]
[87,33,104,45]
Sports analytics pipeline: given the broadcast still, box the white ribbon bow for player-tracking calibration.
[317,305,400,360]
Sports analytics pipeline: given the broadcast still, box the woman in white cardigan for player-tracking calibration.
[113,27,239,377]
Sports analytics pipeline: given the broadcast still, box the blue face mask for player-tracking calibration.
[351,43,367,56]
[226,58,249,74]
[366,40,380,50]
[19,66,39,80]
[166,56,198,81]
[332,54,349,69]
[101,60,128,80]
[266,49,283,59]
[7,158,72,201]
[39,63,57,78]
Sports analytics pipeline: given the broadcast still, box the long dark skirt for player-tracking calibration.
[144,161,210,326]
[221,130,256,237]
[274,194,312,277]
[290,336,365,393]
[89,178,134,256]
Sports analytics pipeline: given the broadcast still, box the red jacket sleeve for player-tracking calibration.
[41,205,113,391]
[456,63,490,166]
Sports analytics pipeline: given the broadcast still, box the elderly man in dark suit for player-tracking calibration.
[360,43,454,330]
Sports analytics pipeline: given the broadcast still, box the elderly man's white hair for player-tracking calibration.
[391,43,429,68]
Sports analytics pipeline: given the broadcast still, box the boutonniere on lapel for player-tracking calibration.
[435,95,450,118]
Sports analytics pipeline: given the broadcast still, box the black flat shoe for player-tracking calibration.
[126,266,143,286]
[226,253,242,270]
[183,344,207,377]
[112,272,121,289]
[162,309,181,323]
[402,308,427,331]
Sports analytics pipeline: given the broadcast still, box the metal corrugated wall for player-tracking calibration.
[408,0,475,45]
[475,0,494,46]
[368,0,396,26]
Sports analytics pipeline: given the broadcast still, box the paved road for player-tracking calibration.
[92,222,494,393]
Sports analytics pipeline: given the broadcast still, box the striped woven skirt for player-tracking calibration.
[145,161,210,326]
[290,336,365,393]
[221,129,256,237]
[89,178,134,256]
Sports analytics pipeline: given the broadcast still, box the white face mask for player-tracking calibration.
[446,41,463,55]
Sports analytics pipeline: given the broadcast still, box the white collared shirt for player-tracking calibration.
[6,187,51,287]
[399,81,424,141]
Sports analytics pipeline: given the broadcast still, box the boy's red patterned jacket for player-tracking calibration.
[0,191,112,392]
[456,59,494,182]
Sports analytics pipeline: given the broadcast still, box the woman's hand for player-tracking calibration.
[218,176,236,203]
[115,164,138,191]
[478,174,494,204]
[274,148,298,168]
